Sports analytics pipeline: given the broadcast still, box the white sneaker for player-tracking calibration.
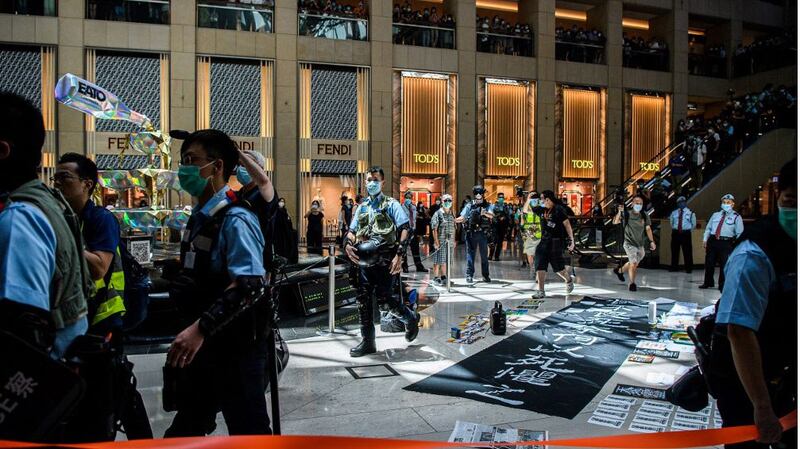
[531,290,546,299]
[566,280,575,294]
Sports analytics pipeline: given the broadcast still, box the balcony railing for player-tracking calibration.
[688,53,727,78]
[298,12,368,41]
[477,31,533,57]
[392,23,455,49]
[87,0,169,25]
[198,1,273,33]
[0,0,56,16]
[556,40,605,64]
[623,48,669,72]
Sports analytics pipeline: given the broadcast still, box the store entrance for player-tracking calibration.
[484,178,523,203]
[400,176,444,207]
[304,175,357,240]
[558,180,596,216]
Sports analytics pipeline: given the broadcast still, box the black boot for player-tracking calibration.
[405,312,421,342]
[350,334,377,357]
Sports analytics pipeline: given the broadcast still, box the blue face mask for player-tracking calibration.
[236,166,252,186]
[404,198,412,206]
[178,160,215,198]
[366,181,381,196]
[721,204,733,213]
[529,199,539,207]
[498,198,504,204]
[779,206,797,240]
[633,204,643,213]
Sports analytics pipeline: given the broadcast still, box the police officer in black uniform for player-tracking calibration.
[706,159,796,449]
[456,185,494,284]
[165,130,273,436]
[489,192,510,261]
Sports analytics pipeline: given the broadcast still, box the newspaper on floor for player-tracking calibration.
[448,420,547,449]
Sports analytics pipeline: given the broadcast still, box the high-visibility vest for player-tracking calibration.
[521,212,542,239]
[91,246,126,325]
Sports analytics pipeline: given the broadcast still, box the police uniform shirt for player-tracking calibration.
[349,193,410,232]
[403,201,416,230]
[716,241,774,331]
[703,210,744,242]
[192,185,266,278]
[459,202,495,220]
[0,200,88,358]
[669,207,696,231]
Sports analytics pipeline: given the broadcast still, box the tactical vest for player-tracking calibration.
[90,246,126,326]
[6,180,92,329]
[710,216,797,383]
[521,212,542,239]
[467,202,492,233]
[354,195,398,248]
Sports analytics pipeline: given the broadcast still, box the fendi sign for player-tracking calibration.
[310,139,359,161]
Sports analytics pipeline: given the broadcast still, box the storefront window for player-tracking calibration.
[198,1,274,33]
[87,0,170,25]
[0,0,56,16]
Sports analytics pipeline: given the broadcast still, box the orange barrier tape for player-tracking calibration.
[0,410,794,449]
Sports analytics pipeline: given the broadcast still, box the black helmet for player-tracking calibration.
[356,240,381,268]
[473,185,486,196]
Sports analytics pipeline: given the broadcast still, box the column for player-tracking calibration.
[455,0,476,202]
[57,0,85,156]
[370,0,393,191]
[274,0,299,221]
[169,0,196,149]
[533,0,556,191]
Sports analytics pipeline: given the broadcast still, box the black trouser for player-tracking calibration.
[306,230,323,255]
[490,222,509,260]
[164,335,271,436]
[704,237,734,289]
[671,230,693,272]
[356,263,414,339]
[402,233,424,270]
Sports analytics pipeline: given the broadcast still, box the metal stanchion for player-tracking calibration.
[316,243,351,337]
[446,240,452,293]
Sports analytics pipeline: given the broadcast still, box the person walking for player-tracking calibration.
[701,193,744,291]
[669,196,696,273]
[612,195,656,291]
[430,194,455,286]
[531,190,576,298]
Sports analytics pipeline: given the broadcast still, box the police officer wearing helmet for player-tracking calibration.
[344,166,420,357]
[701,193,743,290]
[489,192,510,261]
[455,185,494,284]
[669,196,696,273]
[165,129,272,436]
[707,159,796,448]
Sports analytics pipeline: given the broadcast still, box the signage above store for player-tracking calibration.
[413,153,440,164]
[309,139,359,161]
[639,162,660,172]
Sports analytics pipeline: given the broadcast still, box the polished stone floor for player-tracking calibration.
[129,243,723,444]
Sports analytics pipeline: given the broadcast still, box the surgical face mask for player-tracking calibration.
[366,180,381,196]
[236,166,252,186]
[721,204,733,213]
[474,196,483,204]
[632,204,643,213]
[529,199,539,208]
[498,197,504,204]
[779,206,797,240]
[278,201,285,208]
[443,200,452,209]
[178,160,215,198]
[312,204,319,210]
[404,198,412,205]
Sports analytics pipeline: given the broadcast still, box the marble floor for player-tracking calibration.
[128,244,724,445]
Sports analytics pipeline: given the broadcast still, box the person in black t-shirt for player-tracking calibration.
[532,190,576,299]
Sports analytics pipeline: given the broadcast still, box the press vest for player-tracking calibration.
[90,246,126,326]
[7,180,92,329]
[711,216,797,382]
[521,212,542,239]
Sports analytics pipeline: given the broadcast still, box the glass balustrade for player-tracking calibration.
[87,0,170,25]
[299,12,368,41]
[392,23,455,49]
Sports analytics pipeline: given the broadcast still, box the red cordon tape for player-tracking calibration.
[0,411,795,449]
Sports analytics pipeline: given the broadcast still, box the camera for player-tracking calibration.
[515,185,529,198]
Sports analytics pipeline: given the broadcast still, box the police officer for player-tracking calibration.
[54,153,126,335]
[455,186,494,284]
[401,191,427,273]
[669,196,696,273]
[344,166,420,357]
[708,159,796,449]
[489,192,510,261]
[701,194,744,290]
[165,129,272,436]
[0,93,92,360]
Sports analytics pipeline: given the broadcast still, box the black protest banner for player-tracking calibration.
[404,297,664,419]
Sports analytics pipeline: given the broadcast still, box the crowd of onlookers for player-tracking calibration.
[733,33,796,77]
[555,26,606,63]
[631,85,796,218]
[477,16,533,57]
[688,42,727,77]
[392,2,456,48]
[623,34,669,71]
[197,0,276,33]
[299,0,368,19]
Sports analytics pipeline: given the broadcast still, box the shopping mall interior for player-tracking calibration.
[0,0,797,445]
